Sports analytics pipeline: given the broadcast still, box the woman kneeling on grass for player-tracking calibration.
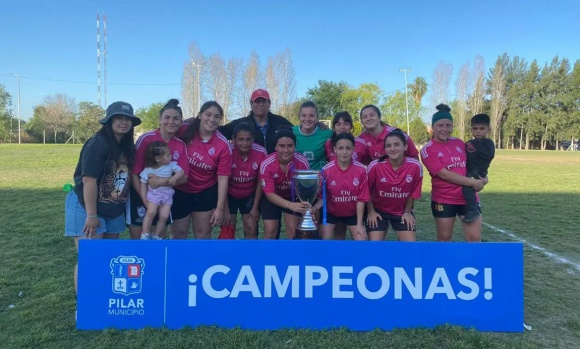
[64,101,141,294]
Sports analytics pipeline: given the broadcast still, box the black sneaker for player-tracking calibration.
[463,210,481,223]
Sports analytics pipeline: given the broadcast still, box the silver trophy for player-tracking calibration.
[293,170,322,239]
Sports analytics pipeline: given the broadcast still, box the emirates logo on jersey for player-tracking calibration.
[252,162,258,170]
[406,175,413,183]
[208,147,216,156]
[353,178,360,186]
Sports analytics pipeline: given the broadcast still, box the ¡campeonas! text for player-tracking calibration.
[187,265,494,307]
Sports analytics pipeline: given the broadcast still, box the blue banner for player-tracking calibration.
[77,240,524,332]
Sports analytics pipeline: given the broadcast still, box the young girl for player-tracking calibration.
[259,127,310,239]
[226,122,268,239]
[358,104,419,165]
[325,111,367,163]
[172,101,232,239]
[366,129,423,241]
[314,132,369,240]
[139,141,184,240]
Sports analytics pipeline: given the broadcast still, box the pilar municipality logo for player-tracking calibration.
[110,256,145,296]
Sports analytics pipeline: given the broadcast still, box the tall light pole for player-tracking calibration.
[399,67,412,136]
[192,62,202,112]
[9,73,21,144]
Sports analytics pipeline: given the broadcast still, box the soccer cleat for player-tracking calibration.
[140,233,150,240]
[151,235,163,240]
[463,210,481,223]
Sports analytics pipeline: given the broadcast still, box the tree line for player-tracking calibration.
[487,54,579,150]
[181,42,296,121]
[1,50,577,149]
[428,54,579,150]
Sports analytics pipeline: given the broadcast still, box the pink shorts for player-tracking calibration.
[146,187,175,206]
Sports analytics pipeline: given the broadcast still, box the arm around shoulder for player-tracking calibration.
[217,119,239,140]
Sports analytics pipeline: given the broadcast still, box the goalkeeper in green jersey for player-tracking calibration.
[293,101,333,170]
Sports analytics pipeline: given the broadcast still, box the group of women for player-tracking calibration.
[65,95,487,292]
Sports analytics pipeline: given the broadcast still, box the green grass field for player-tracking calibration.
[0,145,579,349]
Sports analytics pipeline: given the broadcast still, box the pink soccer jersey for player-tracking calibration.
[133,129,188,176]
[177,129,232,194]
[367,157,423,216]
[259,153,310,199]
[358,125,419,164]
[321,160,370,217]
[228,143,268,199]
[420,137,471,205]
[325,137,368,163]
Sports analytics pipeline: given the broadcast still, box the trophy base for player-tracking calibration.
[294,229,320,240]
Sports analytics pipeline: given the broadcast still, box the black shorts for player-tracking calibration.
[326,212,358,226]
[260,196,300,221]
[431,201,481,218]
[125,187,173,226]
[172,184,218,220]
[228,194,255,215]
[366,209,415,232]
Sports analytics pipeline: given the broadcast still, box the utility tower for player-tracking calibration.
[103,12,108,107]
[97,12,101,107]
[96,11,108,108]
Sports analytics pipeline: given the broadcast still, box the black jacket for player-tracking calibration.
[465,138,495,178]
[218,112,293,154]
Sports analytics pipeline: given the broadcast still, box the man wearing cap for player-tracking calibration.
[218,90,293,240]
[219,89,293,154]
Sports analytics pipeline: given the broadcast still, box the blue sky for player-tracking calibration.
[0,0,578,121]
